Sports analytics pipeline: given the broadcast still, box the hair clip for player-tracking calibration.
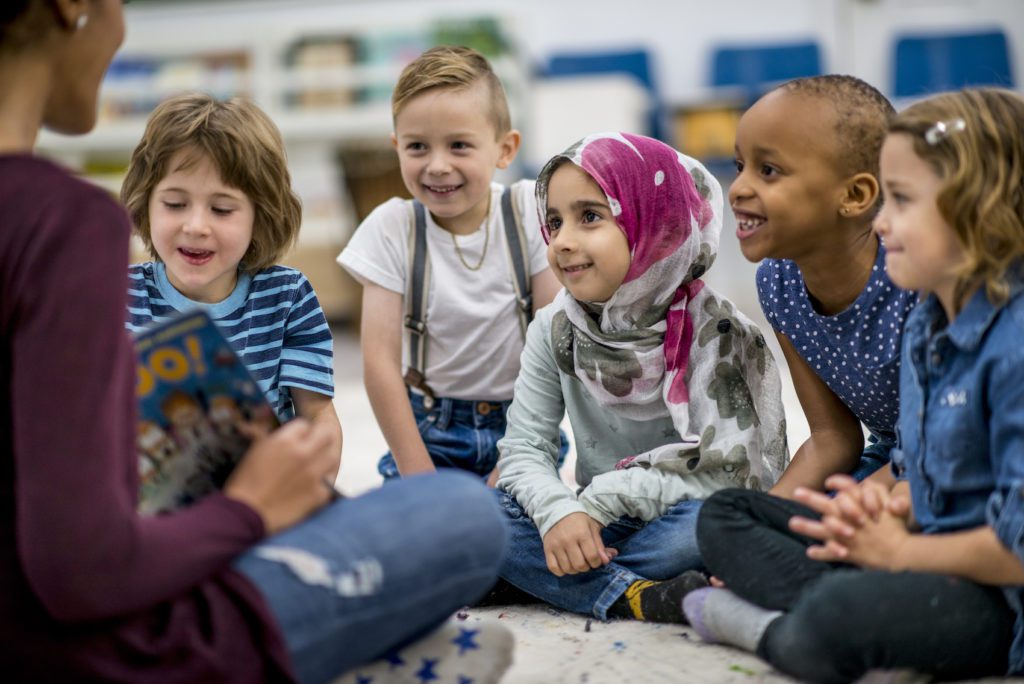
[924,118,966,145]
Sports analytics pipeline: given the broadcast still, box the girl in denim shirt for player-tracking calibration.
[684,89,1024,682]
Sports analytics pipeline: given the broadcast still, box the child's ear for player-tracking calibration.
[390,132,399,151]
[495,129,522,170]
[840,172,881,218]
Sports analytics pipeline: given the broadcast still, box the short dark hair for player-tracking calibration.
[0,0,50,55]
[774,74,895,181]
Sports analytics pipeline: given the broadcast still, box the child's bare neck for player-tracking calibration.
[434,193,492,236]
[797,229,878,316]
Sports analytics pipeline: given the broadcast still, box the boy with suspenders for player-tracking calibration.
[339,46,562,483]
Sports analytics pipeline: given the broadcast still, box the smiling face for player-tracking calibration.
[392,81,519,235]
[148,148,254,303]
[874,133,965,315]
[728,89,852,263]
[545,163,631,303]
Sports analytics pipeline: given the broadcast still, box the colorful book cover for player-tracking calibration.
[134,309,277,514]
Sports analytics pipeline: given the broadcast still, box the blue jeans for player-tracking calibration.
[234,471,506,684]
[497,491,704,619]
[379,392,569,479]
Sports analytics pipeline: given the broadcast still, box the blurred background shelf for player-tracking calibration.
[34,0,1023,324]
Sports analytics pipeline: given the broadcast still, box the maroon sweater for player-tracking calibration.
[0,156,292,682]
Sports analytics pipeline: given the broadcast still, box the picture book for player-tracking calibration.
[134,309,277,515]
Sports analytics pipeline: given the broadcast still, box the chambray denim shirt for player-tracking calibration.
[890,279,1024,675]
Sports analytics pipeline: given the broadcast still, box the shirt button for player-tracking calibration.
[931,353,942,365]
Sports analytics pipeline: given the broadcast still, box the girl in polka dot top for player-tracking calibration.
[730,75,918,498]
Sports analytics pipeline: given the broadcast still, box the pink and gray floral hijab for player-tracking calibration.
[537,133,787,489]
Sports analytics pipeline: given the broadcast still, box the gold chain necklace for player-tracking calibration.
[450,223,490,271]
[449,195,492,271]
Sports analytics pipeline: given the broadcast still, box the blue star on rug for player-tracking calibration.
[355,676,373,684]
[383,650,405,669]
[457,676,475,684]
[415,657,439,682]
[451,627,480,655]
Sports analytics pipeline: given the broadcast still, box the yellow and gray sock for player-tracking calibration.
[607,570,709,623]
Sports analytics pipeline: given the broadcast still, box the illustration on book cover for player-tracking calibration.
[134,310,277,514]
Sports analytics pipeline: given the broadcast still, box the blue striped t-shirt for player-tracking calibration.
[126,261,334,419]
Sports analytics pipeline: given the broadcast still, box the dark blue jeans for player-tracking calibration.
[379,391,568,479]
[234,471,506,684]
[848,434,892,481]
[497,491,704,619]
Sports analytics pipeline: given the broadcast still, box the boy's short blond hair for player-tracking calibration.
[890,88,1024,311]
[121,93,302,274]
[391,45,511,137]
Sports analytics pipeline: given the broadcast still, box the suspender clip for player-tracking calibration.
[403,368,437,410]
[403,315,426,334]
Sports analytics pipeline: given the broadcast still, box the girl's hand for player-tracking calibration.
[806,506,912,569]
[542,512,618,576]
[791,477,889,536]
[791,482,912,569]
[224,419,337,535]
[790,481,871,543]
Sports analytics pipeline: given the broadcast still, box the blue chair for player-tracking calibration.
[893,29,1015,97]
[543,49,665,140]
[710,41,822,101]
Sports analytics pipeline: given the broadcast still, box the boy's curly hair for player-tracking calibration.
[391,45,511,137]
[775,74,895,184]
[121,93,302,274]
[890,88,1024,311]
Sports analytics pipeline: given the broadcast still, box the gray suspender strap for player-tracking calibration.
[403,187,533,405]
[403,199,435,408]
[500,186,534,336]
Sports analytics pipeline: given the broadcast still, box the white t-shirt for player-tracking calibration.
[338,180,550,400]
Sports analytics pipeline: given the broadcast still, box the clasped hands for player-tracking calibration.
[789,474,915,571]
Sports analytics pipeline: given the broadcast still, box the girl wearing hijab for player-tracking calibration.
[496,132,789,623]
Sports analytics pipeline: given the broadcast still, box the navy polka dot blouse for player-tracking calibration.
[756,243,918,443]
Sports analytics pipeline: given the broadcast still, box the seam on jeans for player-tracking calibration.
[593,568,637,620]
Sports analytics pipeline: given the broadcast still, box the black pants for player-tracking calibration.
[698,488,1015,683]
